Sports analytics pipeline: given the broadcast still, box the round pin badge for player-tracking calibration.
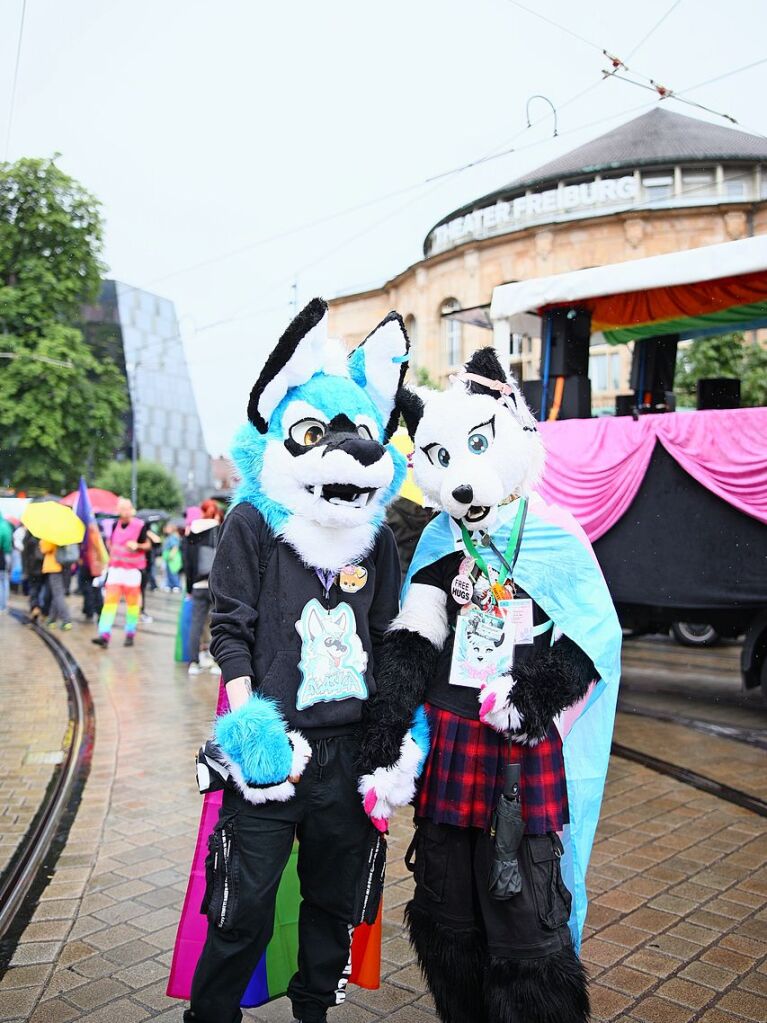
[451,573,474,605]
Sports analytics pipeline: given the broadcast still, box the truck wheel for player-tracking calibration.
[671,622,720,647]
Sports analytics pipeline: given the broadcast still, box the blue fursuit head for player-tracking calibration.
[233,296,409,573]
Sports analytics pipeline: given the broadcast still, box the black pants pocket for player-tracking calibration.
[527,833,572,931]
[410,821,450,904]
[201,818,240,932]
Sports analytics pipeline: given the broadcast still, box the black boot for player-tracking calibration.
[405,901,487,1023]
[485,946,589,1023]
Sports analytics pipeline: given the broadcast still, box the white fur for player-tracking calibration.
[360,317,407,423]
[478,675,523,733]
[412,386,545,530]
[391,583,449,649]
[358,730,424,820]
[259,311,335,423]
[280,515,379,573]
[287,730,312,777]
[215,731,311,806]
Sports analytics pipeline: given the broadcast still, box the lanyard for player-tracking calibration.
[460,498,528,589]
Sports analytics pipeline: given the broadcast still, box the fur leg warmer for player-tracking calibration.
[405,901,487,1023]
[485,947,590,1023]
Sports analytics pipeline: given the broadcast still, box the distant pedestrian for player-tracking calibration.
[0,513,12,614]
[162,524,183,591]
[22,528,48,620]
[92,497,151,648]
[80,521,106,623]
[185,500,222,676]
[40,539,72,630]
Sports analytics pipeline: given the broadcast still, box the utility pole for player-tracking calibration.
[290,280,298,318]
[129,359,140,509]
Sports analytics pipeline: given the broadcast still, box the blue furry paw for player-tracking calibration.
[214,694,293,786]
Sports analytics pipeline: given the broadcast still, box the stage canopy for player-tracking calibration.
[490,235,767,344]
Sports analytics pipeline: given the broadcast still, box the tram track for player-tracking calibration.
[0,611,95,966]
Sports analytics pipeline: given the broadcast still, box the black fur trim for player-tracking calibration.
[356,628,436,774]
[247,297,328,432]
[355,310,410,441]
[463,347,508,396]
[485,947,590,1023]
[509,636,596,743]
[396,385,425,440]
[405,901,486,1023]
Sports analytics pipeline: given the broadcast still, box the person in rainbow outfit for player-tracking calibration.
[92,497,150,648]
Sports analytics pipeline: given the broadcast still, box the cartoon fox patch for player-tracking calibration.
[295,598,368,710]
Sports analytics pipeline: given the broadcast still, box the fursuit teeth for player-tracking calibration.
[214,693,295,786]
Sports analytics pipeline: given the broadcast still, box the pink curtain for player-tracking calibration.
[538,408,767,541]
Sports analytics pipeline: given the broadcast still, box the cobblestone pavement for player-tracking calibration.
[0,614,70,879]
[0,592,765,1023]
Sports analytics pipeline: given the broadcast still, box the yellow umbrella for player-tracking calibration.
[21,501,86,546]
[391,428,425,507]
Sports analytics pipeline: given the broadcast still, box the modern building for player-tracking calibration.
[82,280,212,501]
[328,108,767,409]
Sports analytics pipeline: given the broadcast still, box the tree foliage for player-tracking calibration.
[95,459,184,512]
[0,156,127,491]
[675,332,767,408]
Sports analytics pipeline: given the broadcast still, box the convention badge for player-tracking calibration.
[449,606,516,689]
[339,564,368,594]
[450,572,473,605]
[295,598,369,710]
[499,597,534,645]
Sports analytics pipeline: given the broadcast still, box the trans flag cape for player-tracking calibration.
[403,493,622,948]
[167,682,382,1007]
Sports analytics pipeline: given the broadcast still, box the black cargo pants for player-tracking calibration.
[184,734,372,1023]
[407,819,573,958]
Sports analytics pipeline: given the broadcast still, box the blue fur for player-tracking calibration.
[214,694,293,785]
[230,369,407,537]
[410,704,430,775]
[347,346,367,388]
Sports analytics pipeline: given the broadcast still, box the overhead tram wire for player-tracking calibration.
[3,0,27,160]
[625,0,684,60]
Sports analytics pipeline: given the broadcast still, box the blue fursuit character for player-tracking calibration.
[185,298,428,1023]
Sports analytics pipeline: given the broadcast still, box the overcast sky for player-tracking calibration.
[2,0,766,454]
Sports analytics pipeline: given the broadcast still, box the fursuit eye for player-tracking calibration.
[289,419,326,447]
[468,432,489,455]
[437,447,450,467]
[357,424,374,440]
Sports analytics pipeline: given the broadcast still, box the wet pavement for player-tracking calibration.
[0,594,765,1023]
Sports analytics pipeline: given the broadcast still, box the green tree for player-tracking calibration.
[414,365,441,389]
[675,332,767,408]
[0,156,127,490]
[95,460,183,512]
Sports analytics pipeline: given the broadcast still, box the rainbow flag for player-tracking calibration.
[167,683,382,1006]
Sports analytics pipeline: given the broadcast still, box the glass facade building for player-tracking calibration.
[82,280,211,502]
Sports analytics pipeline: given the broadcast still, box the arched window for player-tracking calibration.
[404,315,418,367]
[441,298,462,367]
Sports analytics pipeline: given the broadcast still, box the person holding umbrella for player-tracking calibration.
[92,497,151,648]
[20,500,85,629]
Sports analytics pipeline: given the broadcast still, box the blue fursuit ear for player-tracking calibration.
[214,694,293,785]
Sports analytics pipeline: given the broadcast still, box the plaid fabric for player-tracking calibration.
[414,703,569,834]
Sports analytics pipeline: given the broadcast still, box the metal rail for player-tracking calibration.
[0,613,95,955]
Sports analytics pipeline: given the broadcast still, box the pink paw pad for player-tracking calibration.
[479,692,496,721]
[363,788,378,816]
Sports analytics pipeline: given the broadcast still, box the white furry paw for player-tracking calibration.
[358,731,425,833]
[478,675,523,734]
[287,731,312,780]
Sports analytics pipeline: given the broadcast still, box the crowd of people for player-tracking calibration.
[0,497,223,668]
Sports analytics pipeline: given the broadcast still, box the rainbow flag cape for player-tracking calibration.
[403,494,622,949]
[167,683,382,1006]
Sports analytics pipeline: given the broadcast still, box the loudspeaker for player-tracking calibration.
[522,376,592,421]
[543,308,591,377]
[615,394,636,417]
[630,335,679,409]
[697,378,741,410]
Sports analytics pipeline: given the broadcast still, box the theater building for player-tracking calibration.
[328,108,767,409]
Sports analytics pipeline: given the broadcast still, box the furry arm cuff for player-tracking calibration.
[480,635,596,743]
[212,694,311,805]
[358,706,430,832]
[357,582,447,774]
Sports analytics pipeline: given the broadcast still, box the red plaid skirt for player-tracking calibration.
[414,703,569,834]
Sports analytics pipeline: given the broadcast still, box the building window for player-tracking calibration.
[682,168,715,199]
[642,172,673,202]
[441,298,462,367]
[589,352,622,393]
[405,315,418,367]
[723,168,748,199]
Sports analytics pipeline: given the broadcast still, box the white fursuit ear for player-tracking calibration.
[348,312,409,437]
[258,309,329,425]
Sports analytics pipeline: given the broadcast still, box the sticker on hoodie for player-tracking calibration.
[295,598,369,710]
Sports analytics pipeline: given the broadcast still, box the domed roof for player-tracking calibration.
[427,108,767,245]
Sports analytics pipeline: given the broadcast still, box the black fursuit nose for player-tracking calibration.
[322,435,385,466]
[452,484,473,504]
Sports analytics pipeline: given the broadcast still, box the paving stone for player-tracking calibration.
[66,974,131,1009]
[29,997,79,1022]
[0,986,39,1017]
[632,994,697,1022]
[0,964,52,990]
